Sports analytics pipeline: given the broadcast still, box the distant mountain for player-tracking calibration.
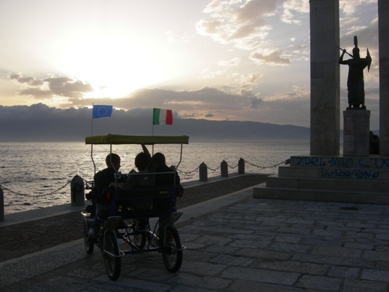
[167,119,310,142]
[0,104,310,142]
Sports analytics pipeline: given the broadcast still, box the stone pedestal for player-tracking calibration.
[253,155,389,205]
[343,110,370,156]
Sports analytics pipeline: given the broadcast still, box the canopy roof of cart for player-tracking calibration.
[85,134,189,145]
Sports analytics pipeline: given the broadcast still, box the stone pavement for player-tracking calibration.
[0,174,267,262]
[2,176,389,291]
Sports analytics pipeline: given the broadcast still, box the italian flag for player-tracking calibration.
[153,108,173,125]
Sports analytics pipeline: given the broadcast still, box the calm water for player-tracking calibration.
[0,141,309,215]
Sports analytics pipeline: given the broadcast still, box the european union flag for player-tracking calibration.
[92,105,113,119]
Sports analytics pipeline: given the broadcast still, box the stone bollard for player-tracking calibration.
[199,162,208,181]
[71,175,85,207]
[0,188,3,222]
[238,158,245,174]
[221,160,228,177]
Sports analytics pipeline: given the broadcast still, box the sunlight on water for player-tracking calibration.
[0,141,309,215]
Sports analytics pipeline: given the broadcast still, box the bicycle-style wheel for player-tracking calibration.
[161,225,182,272]
[83,219,94,255]
[103,229,121,281]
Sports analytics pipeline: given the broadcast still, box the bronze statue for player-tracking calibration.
[339,36,372,110]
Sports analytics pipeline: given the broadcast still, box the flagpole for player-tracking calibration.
[91,103,95,174]
[91,103,94,136]
[152,108,154,136]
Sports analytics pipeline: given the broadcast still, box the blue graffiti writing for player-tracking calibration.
[321,169,380,179]
[292,157,326,167]
[354,170,380,179]
[292,157,389,169]
[374,159,389,169]
[357,158,370,168]
[322,169,351,178]
[330,158,353,168]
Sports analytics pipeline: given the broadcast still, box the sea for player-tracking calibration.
[0,141,310,215]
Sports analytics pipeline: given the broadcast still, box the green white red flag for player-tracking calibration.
[153,108,173,125]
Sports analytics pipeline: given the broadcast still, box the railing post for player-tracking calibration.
[0,188,4,222]
[199,162,208,181]
[221,160,228,177]
[238,158,245,174]
[71,175,85,206]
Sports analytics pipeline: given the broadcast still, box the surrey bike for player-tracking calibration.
[81,134,188,281]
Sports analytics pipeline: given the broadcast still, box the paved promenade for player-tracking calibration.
[1,174,389,291]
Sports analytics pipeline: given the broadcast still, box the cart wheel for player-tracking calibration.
[103,229,121,281]
[83,220,94,255]
[162,225,182,272]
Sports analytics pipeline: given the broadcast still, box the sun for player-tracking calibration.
[56,34,163,98]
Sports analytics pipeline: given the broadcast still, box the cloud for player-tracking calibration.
[340,0,377,16]
[196,0,312,46]
[280,9,301,25]
[200,57,241,79]
[217,57,240,67]
[283,0,309,14]
[8,74,93,101]
[239,73,263,84]
[250,97,263,108]
[20,87,52,98]
[9,74,43,86]
[195,0,308,71]
[44,77,93,98]
[197,0,282,45]
[74,86,260,120]
[250,49,291,66]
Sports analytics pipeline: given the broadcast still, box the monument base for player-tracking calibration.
[343,110,370,157]
[253,154,389,205]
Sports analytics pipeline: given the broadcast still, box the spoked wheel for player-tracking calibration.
[83,219,94,255]
[161,225,182,272]
[103,229,121,281]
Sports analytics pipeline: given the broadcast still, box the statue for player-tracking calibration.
[338,36,372,110]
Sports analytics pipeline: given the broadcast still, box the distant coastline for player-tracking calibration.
[1,104,311,142]
[5,103,379,143]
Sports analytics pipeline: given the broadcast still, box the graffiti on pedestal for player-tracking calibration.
[292,157,389,169]
[291,156,389,179]
[321,169,380,179]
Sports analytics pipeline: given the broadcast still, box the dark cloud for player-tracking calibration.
[9,74,94,100]
[179,112,197,119]
[20,88,52,97]
[75,87,254,113]
[0,103,311,142]
[18,76,35,83]
[250,97,263,108]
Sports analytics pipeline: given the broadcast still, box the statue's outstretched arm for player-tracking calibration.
[339,50,348,65]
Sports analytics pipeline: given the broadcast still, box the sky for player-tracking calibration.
[0,0,380,129]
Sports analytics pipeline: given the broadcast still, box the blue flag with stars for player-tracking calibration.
[92,105,113,119]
